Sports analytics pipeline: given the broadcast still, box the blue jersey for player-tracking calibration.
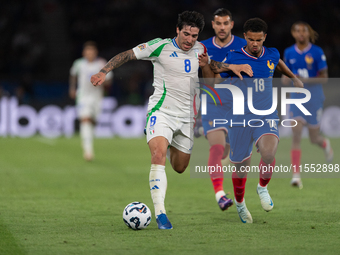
[220,46,280,123]
[284,43,327,102]
[201,35,246,135]
[200,35,246,106]
[284,43,327,125]
[201,35,247,62]
[218,47,280,163]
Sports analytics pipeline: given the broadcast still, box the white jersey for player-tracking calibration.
[133,38,206,121]
[70,57,113,99]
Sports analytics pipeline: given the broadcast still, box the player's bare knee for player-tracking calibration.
[309,135,320,145]
[234,170,247,178]
[151,150,166,165]
[261,153,275,164]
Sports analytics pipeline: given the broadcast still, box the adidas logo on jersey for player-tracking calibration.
[169,52,178,57]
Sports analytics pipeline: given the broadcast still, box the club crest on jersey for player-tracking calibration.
[267,60,274,70]
[137,44,147,51]
[305,54,314,65]
[305,54,314,69]
[267,60,274,77]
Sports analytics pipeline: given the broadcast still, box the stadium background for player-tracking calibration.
[1,1,340,254]
[0,0,340,138]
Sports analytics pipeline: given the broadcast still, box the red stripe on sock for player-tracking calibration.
[208,144,225,193]
[322,139,327,148]
[291,149,301,174]
[232,171,247,203]
[259,158,275,187]
[212,178,223,193]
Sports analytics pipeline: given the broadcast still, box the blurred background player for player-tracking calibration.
[282,22,333,189]
[69,41,113,161]
[196,8,246,211]
[200,18,303,223]
[90,11,251,229]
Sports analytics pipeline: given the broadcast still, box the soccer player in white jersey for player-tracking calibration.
[91,11,252,229]
[69,41,113,161]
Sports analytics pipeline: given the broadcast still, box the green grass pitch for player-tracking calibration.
[0,136,339,255]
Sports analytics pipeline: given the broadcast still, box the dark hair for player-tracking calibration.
[83,41,97,49]
[177,11,205,33]
[291,21,319,43]
[213,8,232,20]
[243,18,268,34]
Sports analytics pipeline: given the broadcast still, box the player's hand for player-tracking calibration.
[69,88,76,99]
[91,72,106,86]
[198,53,209,68]
[292,77,304,88]
[229,64,253,80]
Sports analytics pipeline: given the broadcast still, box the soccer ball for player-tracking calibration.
[123,202,152,230]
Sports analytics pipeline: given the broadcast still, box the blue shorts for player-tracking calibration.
[201,86,233,144]
[228,119,280,163]
[290,100,323,127]
[202,101,230,144]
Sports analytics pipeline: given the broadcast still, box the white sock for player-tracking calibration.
[215,190,226,202]
[292,173,301,179]
[80,122,93,155]
[149,164,167,217]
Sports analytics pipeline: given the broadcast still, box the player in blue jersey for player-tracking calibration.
[199,18,303,223]
[282,21,333,189]
[195,8,247,212]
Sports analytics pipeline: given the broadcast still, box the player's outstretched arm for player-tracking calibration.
[199,53,223,86]
[277,59,304,88]
[199,53,224,86]
[91,49,137,86]
[209,60,253,80]
[199,53,215,78]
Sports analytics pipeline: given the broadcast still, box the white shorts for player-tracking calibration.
[77,96,102,120]
[146,111,194,154]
